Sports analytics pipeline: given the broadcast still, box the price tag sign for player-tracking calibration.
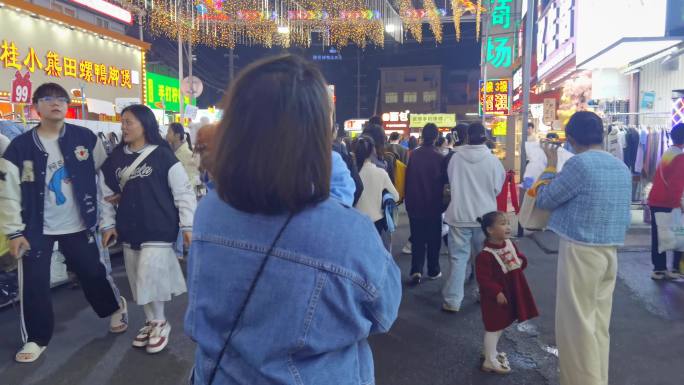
[11,71,32,104]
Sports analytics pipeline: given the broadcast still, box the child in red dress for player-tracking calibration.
[476,211,539,374]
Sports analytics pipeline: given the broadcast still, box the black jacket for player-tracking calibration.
[333,142,364,205]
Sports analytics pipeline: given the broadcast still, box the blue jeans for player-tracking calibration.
[442,226,485,309]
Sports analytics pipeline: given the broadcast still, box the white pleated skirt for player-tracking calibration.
[123,242,187,305]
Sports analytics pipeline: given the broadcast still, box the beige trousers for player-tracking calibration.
[556,239,617,385]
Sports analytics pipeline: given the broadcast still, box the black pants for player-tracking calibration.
[21,230,120,346]
[650,206,683,272]
[409,216,442,276]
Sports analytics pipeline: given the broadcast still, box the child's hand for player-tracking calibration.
[496,292,508,305]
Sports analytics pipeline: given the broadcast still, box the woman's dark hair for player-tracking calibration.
[422,123,439,145]
[477,211,506,238]
[671,123,684,145]
[362,124,387,156]
[32,82,71,105]
[467,122,488,145]
[389,132,401,141]
[211,54,332,214]
[119,104,169,149]
[436,135,446,147]
[452,123,469,146]
[169,122,193,151]
[355,135,376,171]
[445,133,454,145]
[565,111,604,146]
[408,136,418,150]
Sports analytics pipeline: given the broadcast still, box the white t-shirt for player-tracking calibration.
[40,134,86,235]
[0,133,10,157]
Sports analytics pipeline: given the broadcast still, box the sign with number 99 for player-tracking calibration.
[11,71,32,104]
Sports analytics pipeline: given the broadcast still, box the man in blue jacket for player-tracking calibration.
[0,83,127,362]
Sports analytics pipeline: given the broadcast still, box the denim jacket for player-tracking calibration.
[185,191,402,385]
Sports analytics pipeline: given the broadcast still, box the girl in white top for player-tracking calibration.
[354,135,399,234]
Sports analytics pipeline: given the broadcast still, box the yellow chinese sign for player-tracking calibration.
[409,114,457,128]
[0,39,132,89]
[479,79,511,116]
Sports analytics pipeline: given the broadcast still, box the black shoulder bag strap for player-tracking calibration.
[203,213,295,385]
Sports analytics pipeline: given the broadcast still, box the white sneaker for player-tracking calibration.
[132,322,153,348]
[402,242,411,254]
[146,321,171,354]
[482,357,511,374]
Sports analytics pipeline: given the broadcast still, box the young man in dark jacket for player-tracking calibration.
[0,83,127,362]
[405,123,445,284]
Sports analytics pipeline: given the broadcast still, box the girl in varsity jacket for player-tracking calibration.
[100,104,196,354]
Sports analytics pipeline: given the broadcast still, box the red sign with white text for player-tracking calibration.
[11,71,31,104]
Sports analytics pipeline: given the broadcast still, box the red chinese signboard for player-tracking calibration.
[10,70,31,104]
[479,79,511,116]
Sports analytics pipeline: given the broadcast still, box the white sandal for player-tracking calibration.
[15,342,46,363]
[110,297,129,333]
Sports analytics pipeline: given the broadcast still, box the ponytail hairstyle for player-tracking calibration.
[169,122,193,151]
[477,211,506,239]
[354,135,376,171]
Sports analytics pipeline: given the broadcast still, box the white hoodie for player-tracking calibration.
[445,145,506,227]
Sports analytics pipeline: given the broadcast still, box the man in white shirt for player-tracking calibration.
[0,83,127,363]
[442,122,505,312]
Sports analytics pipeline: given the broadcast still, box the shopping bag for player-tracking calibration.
[655,209,684,254]
[394,159,406,202]
[518,188,550,231]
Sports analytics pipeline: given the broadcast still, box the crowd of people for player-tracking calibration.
[0,53,680,385]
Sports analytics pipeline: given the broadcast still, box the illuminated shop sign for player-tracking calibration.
[537,0,575,79]
[69,0,133,25]
[479,79,511,116]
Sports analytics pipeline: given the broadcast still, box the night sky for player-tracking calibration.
[139,23,481,123]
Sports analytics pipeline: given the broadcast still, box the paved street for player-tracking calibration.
[1,215,683,385]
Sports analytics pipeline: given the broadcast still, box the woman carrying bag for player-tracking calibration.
[100,104,196,354]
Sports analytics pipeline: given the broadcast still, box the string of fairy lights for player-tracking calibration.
[116,0,487,48]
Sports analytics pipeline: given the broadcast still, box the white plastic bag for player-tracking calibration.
[655,209,684,254]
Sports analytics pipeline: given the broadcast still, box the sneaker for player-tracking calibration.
[410,273,422,285]
[402,243,412,255]
[146,321,171,354]
[441,302,460,313]
[480,351,509,365]
[132,322,153,348]
[482,357,512,375]
[426,272,442,280]
[651,271,667,280]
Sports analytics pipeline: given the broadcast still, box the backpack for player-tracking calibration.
[383,151,406,202]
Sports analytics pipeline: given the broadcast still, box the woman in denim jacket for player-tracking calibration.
[184,54,402,385]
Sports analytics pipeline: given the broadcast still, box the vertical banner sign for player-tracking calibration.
[486,0,515,74]
[10,70,31,104]
[543,98,557,125]
[479,79,511,116]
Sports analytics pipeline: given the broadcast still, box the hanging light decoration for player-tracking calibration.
[451,0,462,41]
[117,0,401,48]
[424,0,442,44]
[399,0,422,43]
[475,0,482,41]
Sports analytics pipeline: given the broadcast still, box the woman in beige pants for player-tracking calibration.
[534,112,632,385]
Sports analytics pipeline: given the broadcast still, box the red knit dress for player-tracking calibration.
[475,240,539,332]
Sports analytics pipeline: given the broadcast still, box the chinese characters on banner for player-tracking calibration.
[479,79,511,116]
[0,39,133,89]
[146,72,192,113]
[10,70,31,104]
[487,0,514,69]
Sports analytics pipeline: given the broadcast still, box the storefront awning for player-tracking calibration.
[577,37,683,70]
